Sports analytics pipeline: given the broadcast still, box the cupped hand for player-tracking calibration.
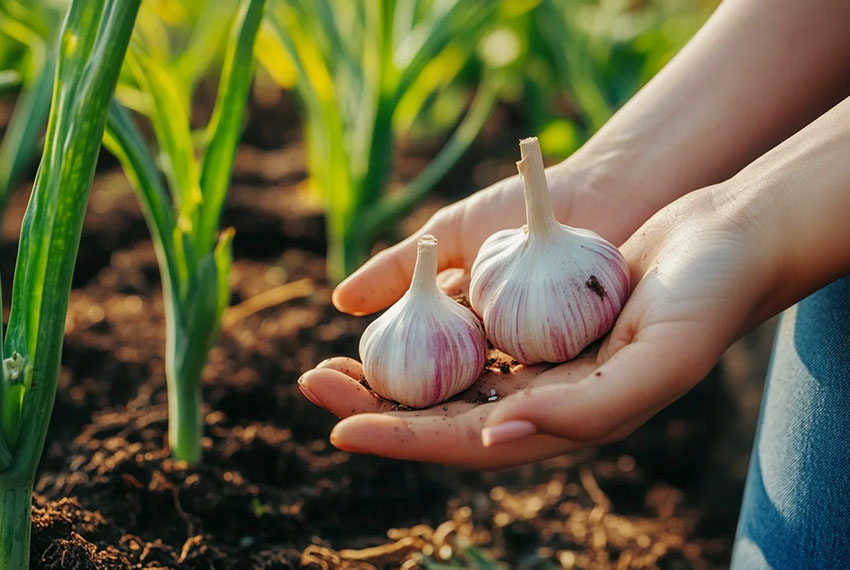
[332,160,654,316]
[301,184,779,469]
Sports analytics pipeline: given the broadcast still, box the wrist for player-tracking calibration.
[707,172,846,327]
[547,149,660,244]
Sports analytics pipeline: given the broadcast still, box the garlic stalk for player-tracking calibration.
[359,235,487,408]
[469,137,630,364]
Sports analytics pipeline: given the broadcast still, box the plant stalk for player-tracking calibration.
[518,137,558,241]
[409,235,438,294]
[0,484,32,570]
[327,219,369,283]
[166,366,202,465]
[164,300,208,465]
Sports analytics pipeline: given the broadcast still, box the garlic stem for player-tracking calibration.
[410,234,439,294]
[518,137,558,240]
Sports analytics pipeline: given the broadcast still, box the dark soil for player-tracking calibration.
[1,95,773,569]
[585,275,606,299]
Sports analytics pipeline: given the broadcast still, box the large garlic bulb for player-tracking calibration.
[359,235,487,408]
[469,137,630,364]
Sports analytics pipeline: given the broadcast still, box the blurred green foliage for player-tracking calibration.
[260,0,534,281]
[0,0,64,208]
[0,0,716,280]
[528,0,717,157]
[260,0,715,280]
[114,0,239,116]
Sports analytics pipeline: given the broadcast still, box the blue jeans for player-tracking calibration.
[731,275,850,569]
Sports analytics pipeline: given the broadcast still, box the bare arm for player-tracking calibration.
[576,0,850,212]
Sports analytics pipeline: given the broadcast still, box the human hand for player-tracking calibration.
[332,159,655,316]
[301,184,780,468]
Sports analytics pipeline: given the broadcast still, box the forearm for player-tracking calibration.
[723,93,850,325]
[568,0,850,212]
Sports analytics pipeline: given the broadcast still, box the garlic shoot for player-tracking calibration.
[469,137,630,364]
[359,235,487,408]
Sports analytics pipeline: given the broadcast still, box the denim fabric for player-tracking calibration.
[731,275,850,569]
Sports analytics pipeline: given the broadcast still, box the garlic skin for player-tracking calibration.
[359,235,487,408]
[469,137,630,365]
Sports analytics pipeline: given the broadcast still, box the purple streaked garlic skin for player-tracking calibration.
[359,235,487,408]
[469,137,630,365]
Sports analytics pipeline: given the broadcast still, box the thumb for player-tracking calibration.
[332,211,462,315]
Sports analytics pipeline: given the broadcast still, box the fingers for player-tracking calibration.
[483,322,719,444]
[332,210,462,315]
[435,267,469,298]
[327,394,662,469]
[315,356,362,378]
[329,408,574,469]
[298,366,395,417]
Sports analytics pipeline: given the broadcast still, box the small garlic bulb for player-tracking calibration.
[469,137,630,365]
[359,235,487,408]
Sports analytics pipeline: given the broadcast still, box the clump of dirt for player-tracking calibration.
[586,275,606,299]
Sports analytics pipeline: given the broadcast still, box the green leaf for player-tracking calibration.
[173,0,239,96]
[537,0,612,130]
[2,0,140,486]
[0,0,140,484]
[0,55,53,206]
[213,227,234,323]
[0,70,21,94]
[363,74,499,239]
[195,0,266,254]
[127,48,202,226]
[394,0,498,101]
[103,102,180,295]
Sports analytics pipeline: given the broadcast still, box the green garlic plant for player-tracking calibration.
[261,0,521,281]
[0,1,139,568]
[104,0,266,464]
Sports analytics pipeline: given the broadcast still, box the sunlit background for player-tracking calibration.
[0,1,778,569]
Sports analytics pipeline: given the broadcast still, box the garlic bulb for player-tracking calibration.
[359,235,487,408]
[469,137,630,364]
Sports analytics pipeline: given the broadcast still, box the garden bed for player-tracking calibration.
[5,100,771,569]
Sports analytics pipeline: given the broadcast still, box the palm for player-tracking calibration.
[302,351,600,469]
[303,190,769,469]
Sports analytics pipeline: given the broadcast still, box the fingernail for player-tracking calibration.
[481,420,537,447]
[297,375,324,408]
[330,286,345,310]
[330,432,363,454]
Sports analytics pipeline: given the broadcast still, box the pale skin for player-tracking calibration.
[298,0,850,469]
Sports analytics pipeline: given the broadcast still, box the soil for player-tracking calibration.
[0,94,775,569]
[585,276,606,300]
